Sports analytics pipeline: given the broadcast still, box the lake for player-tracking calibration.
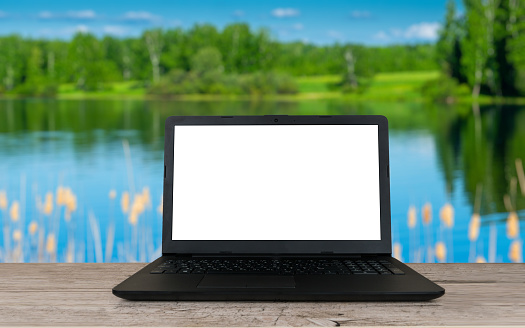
[0,99,523,263]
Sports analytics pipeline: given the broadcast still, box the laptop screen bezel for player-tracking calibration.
[162,115,392,255]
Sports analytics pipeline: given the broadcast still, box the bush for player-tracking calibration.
[148,70,297,96]
[421,75,470,103]
[14,82,58,97]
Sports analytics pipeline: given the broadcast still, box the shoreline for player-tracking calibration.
[1,92,524,105]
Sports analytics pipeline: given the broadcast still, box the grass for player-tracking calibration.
[4,70,525,103]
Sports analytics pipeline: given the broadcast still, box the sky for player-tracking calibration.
[0,0,463,45]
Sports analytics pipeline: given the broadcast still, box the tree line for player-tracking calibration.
[436,0,525,98]
[0,23,437,96]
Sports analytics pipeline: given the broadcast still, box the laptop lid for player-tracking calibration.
[162,115,391,255]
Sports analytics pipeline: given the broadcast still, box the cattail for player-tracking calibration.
[128,193,147,226]
[28,221,38,235]
[393,242,402,260]
[407,205,416,228]
[422,203,432,224]
[46,233,56,254]
[121,191,130,213]
[157,196,163,215]
[476,256,487,263]
[509,240,522,263]
[9,201,20,222]
[109,189,116,200]
[134,194,146,214]
[43,192,53,215]
[439,203,454,228]
[0,190,7,210]
[506,211,520,239]
[128,212,138,226]
[468,213,481,242]
[142,187,151,207]
[56,186,66,206]
[12,229,22,242]
[64,188,77,222]
[435,242,446,262]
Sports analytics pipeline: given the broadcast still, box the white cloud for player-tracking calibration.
[350,10,370,18]
[373,31,389,40]
[271,8,300,18]
[327,30,343,39]
[390,28,403,37]
[122,11,161,22]
[75,25,89,33]
[292,23,304,30]
[404,22,441,40]
[377,22,441,42]
[38,10,97,20]
[170,19,182,26]
[66,10,96,19]
[103,25,127,36]
[233,10,245,17]
[38,11,54,19]
[0,11,7,18]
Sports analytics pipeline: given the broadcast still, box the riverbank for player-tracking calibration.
[2,70,525,104]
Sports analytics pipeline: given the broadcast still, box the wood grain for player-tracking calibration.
[0,263,524,326]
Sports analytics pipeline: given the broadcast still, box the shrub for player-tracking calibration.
[148,70,297,96]
[14,82,58,97]
[421,75,470,103]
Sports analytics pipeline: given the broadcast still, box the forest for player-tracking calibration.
[0,0,523,99]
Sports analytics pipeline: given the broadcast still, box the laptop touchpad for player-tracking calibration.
[197,275,296,289]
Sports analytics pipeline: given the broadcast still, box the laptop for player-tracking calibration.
[113,115,445,301]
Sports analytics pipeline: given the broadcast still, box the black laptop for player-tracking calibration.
[113,115,445,301]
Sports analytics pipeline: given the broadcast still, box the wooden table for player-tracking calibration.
[0,263,524,327]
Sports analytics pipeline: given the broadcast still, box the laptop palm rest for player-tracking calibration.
[197,275,296,289]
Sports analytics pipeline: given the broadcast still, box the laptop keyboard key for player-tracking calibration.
[155,258,404,276]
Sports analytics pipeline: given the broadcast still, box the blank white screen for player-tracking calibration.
[172,125,381,240]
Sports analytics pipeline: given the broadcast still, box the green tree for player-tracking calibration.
[0,35,27,91]
[190,47,223,75]
[67,32,120,90]
[142,29,164,83]
[506,0,525,95]
[437,0,466,83]
[461,0,489,98]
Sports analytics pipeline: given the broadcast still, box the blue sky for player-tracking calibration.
[0,0,463,45]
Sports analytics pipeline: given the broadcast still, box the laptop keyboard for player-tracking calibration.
[150,258,404,275]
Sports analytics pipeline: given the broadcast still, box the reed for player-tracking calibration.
[393,242,402,261]
[46,233,56,262]
[435,242,446,262]
[407,205,416,229]
[9,201,19,222]
[468,184,483,262]
[439,203,454,228]
[88,211,103,263]
[476,256,487,263]
[422,202,434,262]
[0,191,7,210]
[422,203,432,224]
[509,240,522,263]
[158,196,163,215]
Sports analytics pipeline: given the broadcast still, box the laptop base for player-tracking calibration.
[113,256,445,301]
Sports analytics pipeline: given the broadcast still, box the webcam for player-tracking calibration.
[274,119,278,122]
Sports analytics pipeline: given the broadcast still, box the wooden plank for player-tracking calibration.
[0,263,524,326]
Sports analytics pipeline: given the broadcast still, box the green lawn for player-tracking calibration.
[25,70,523,104]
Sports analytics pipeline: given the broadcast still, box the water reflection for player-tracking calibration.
[0,99,523,263]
